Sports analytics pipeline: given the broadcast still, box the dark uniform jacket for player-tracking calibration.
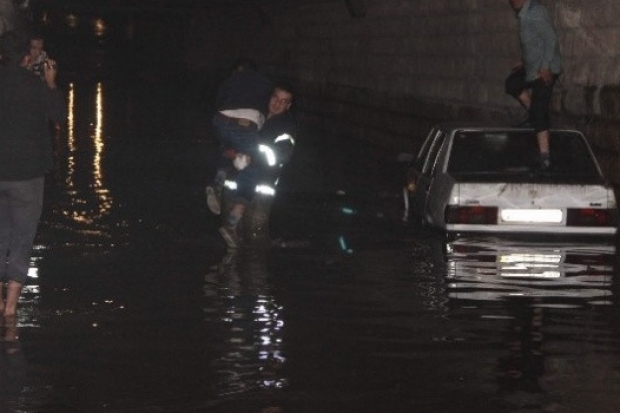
[260,111,297,166]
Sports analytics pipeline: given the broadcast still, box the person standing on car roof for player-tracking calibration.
[505,0,562,170]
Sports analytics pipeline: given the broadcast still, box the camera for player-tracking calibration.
[31,51,47,76]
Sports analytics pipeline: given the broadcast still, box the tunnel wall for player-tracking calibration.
[0,0,19,34]
[186,0,620,183]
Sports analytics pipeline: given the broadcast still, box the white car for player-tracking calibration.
[404,124,618,237]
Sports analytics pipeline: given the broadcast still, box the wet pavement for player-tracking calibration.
[3,39,620,413]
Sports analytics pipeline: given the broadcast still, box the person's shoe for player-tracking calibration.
[538,154,551,171]
[206,185,221,215]
[219,225,239,249]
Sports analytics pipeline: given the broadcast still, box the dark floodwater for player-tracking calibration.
[3,28,620,413]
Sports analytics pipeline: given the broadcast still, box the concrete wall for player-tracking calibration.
[186,0,620,182]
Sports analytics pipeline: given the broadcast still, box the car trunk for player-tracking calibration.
[446,182,618,234]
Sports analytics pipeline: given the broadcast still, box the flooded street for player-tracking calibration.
[2,33,620,413]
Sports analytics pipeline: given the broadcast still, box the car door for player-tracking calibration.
[411,129,447,222]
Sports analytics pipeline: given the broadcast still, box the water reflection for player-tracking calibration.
[444,237,615,307]
[440,236,620,411]
[0,318,27,411]
[204,251,287,400]
[29,80,117,325]
[63,81,112,225]
[30,79,120,323]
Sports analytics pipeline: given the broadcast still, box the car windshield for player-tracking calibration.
[447,130,602,182]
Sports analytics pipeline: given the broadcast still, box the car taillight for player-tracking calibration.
[445,206,498,225]
[566,208,619,227]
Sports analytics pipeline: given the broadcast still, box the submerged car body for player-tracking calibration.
[405,124,618,236]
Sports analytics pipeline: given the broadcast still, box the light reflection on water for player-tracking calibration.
[444,237,615,307]
[23,79,122,326]
[204,251,287,399]
[59,81,113,226]
[44,79,116,245]
[295,233,620,411]
[437,236,620,411]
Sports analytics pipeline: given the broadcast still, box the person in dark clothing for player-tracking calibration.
[0,29,65,317]
[213,81,296,249]
[259,82,296,165]
[212,58,273,163]
[230,82,296,212]
[207,59,272,213]
[206,59,273,248]
[261,82,295,137]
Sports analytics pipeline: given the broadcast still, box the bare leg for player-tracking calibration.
[0,282,4,315]
[229,203,245,223]
[517,90,531,110]
[4,280,23,317]
[5,320,17,336]
[3,314,19,354]
[536,130,551,170]
[536,130,550,155]
[219,203,246,249]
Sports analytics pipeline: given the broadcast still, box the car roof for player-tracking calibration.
[433,122,584,135]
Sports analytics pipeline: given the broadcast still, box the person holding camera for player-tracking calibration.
[24,32,47,78]
[0,29,65,317]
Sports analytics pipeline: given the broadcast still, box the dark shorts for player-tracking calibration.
[505,67,557,132]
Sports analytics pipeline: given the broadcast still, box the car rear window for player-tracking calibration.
[447,130,602,182]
